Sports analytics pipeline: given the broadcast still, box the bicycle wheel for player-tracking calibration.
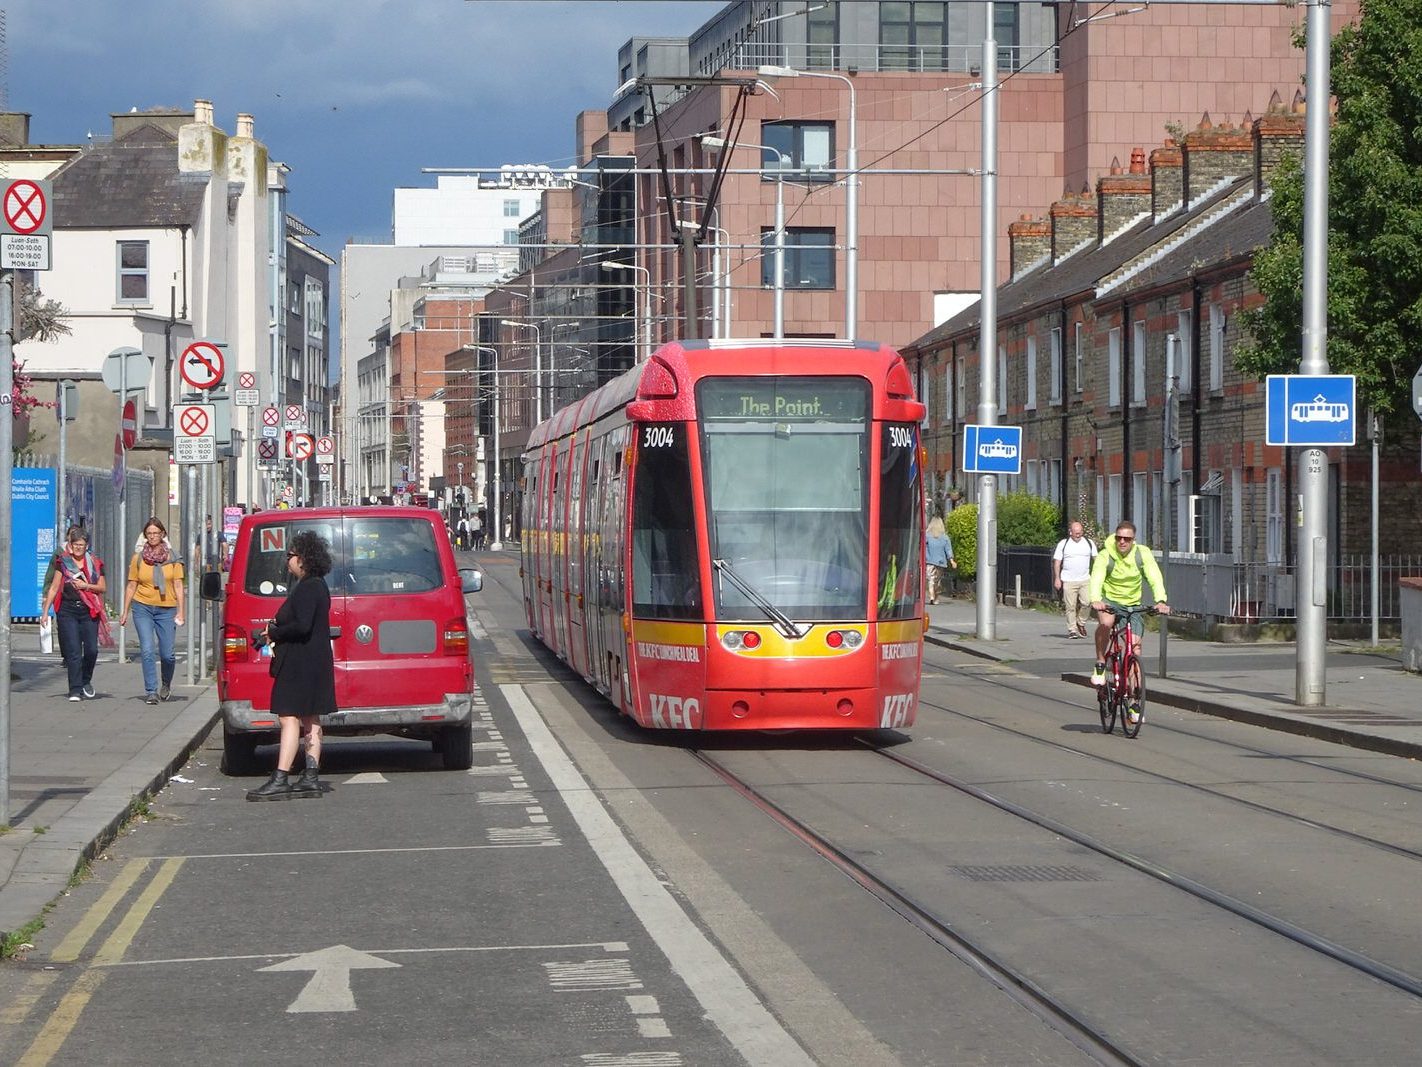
[1097,658,1117,733]
[1121,654,1146,738]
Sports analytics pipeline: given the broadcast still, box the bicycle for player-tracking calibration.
[1096,605,1155,738]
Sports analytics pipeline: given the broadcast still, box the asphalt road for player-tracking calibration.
[4,556,1422,1065]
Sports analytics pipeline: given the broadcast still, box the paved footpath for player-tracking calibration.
[3,586,1421,947]
[927,595,1422,758]
[0,641,217,945]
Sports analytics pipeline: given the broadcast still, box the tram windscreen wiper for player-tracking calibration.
[712,558,805,639]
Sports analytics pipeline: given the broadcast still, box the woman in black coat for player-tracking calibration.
[248,530,338,801]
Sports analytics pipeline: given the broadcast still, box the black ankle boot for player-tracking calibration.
[291,765,322,798]
[246,769,294,802]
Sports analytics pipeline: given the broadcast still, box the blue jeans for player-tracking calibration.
[57,605,98,696]
[131,602,177,695]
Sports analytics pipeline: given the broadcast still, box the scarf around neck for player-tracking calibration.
[140,539,172,596]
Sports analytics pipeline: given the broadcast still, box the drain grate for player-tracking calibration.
[949,864,1102,883]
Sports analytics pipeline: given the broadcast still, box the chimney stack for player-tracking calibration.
[1150,138,1184,219]
[1097,149,1151,239]
[1254,90,1306,194]
[1007,214,1050,278]
[236,113,255,139]
[195,99,215,126]
[1182,112,1253,203]
[1049,188,1097,261]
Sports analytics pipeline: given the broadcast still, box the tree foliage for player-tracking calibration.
[1237,0,1422,427]
[944,504,979,580]
[997,489,1061,547]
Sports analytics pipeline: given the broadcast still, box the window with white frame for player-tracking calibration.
[503,229,519,245]
[304,278,325,340]
[503,199,520,217]
[117,241,149,304]
[1025,337,1037,410]
[288,280,301,314]
[998,347,1007,412]
[1108,474,1123,529]
[1108,327,1121,407]
[1266,468,1284,562]
[1074,321,1085,394]
[1132,472,1147,536]
[1050,459,1062,504]
[944,362,954,424]
[1132,320,1146,406]
[1027,459,1040,496]
[1050,327,1063,404]
[289,345,302,382]
[920,369,932,427]
[1176,310,1193,392]
[1209,304,1224,390]
[956,359,966,418]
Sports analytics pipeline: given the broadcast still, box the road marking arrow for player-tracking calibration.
[259,944,400,1013]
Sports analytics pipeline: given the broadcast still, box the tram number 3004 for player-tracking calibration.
[888,426,914,448]
[643,425,676,448]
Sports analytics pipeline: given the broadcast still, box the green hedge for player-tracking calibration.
[940,491,1060,581]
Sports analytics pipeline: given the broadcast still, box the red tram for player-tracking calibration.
[519,339,926,731]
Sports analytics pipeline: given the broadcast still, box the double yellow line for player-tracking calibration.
[4,857,184,1067]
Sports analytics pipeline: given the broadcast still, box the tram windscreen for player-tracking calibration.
[698,378,869,620]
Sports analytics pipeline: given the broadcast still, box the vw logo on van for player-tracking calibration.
[355,624,375,644]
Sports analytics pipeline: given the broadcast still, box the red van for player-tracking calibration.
[203,507,482,774]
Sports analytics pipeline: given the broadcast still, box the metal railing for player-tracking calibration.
[992,545,1422,623]
[728,41,1059,76]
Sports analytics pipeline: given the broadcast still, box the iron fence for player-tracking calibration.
[993,545,1422,623]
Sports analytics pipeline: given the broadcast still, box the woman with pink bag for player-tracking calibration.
[40,526,108,702]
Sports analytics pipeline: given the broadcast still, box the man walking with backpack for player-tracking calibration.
[1052,520,1096,639]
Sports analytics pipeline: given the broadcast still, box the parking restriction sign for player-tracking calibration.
[173,403,216,463]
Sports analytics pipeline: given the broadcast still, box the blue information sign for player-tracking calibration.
[1265,374,1356,446]
[11,468,58,619]
[963,424,1023,474]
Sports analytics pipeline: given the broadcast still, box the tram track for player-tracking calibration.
[916,693,1422,865]
[922,642,1422,799]
[688,747,1143,1067]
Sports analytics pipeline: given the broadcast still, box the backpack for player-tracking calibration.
[1056,537,1097,561]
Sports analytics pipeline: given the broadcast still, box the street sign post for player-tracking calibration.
[1,179,52,267]
[101,347,151,396]
[962,424,1023,475]
[1265,374,1356,446]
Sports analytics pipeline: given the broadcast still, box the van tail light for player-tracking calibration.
[223,625,250,663]
[443,617,470,656]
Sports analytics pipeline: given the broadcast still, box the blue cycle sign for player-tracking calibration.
[962,424,1023,474]
[1265,374,1356,446]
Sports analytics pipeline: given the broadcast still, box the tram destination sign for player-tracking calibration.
[699,379,867,421]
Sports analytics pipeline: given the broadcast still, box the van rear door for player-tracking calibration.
[336,513,470,710]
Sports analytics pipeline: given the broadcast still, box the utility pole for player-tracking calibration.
[1296,0,1332,706]
[1,270,14,825]
[975,8,1000,641]
[678,223,700,339]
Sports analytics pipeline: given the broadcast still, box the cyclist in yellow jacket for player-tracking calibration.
[1089,519,1170,687]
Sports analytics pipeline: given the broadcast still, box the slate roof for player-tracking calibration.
[50,123,207,229]
[908,175,1266,354]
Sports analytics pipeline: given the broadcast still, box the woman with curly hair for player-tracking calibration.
[247,530,338,801]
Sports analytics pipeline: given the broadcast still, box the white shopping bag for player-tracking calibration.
[38,617,53,654]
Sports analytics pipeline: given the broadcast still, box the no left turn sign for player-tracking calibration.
[180,340,225,391]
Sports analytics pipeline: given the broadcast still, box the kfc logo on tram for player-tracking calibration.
[880,692,915,728]
[880,641,919,661]
[648,693,701,729]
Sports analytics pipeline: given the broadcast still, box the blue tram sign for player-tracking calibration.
[963,424,1023,474]
[1265,374,1356,446]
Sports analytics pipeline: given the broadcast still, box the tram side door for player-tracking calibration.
[598,428,630,705]
[538,443,559,651]
[565,431,588,677]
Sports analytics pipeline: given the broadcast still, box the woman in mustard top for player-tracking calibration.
[119,517,186,704]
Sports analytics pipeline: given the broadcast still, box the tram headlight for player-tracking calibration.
[721,630,762,651]
[842,630,864,649]
[824,629,864,650]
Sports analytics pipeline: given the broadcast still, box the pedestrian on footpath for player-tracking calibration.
[471,511,484,552]
[925,516,957,605]
[1053,520,1097,639]
[41,527,107,702]
[248,529,337,801]
[119,518,185,705]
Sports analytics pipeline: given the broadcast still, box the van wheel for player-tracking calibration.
[222,730,260,776]
[439,723,474,770]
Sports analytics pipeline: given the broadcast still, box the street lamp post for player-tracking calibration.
[600,260,653,360]
[701,136,790,339]
[757,64,858,339]
[500,319,543,424]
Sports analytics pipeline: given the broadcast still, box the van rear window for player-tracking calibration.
[346,517,443,595]
[241,522,339,597]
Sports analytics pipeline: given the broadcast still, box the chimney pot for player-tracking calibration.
[236,113,255,138]
[194,99,214,126]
